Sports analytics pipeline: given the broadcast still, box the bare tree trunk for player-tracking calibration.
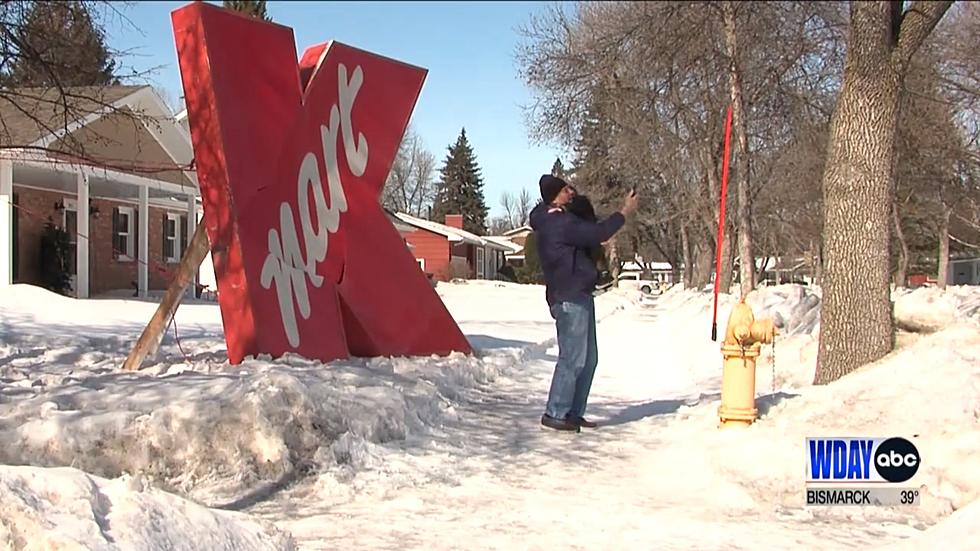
[892,201,909,288]
[682,224,693,288]
[608,238,621,286]
[692,236,714,290]
[814,1,952,385]
[719,224,734,295]
[705,153,734,294]
[937,207,950,290]
[724,1,756,298]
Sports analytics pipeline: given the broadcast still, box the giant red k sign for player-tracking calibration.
[172,2,472,364]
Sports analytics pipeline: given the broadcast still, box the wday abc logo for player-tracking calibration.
[806,437,920,483]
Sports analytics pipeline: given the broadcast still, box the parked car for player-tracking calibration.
[617,272,663,295]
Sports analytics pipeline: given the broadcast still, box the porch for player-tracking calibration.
[0,151,199,299]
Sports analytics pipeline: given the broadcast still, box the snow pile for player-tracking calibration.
[0,282,630,505]
[647,284,980,524]
[0,465,294,550]
[894,285,980,333]
[881,497,980,550]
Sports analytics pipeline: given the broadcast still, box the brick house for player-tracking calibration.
[392,212,511,281]
[0,85,200,298]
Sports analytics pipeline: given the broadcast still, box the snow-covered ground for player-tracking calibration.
[1,279,978,549]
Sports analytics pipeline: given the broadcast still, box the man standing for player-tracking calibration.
[528,174,639,432]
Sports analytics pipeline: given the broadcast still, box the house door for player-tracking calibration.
[63,200,78,291]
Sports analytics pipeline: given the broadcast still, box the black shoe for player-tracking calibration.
[541,414,580,432]
[568,415,598,428]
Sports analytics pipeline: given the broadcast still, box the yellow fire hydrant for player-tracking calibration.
[718,298,777,428]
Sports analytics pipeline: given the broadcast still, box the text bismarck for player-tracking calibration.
[807,488,871,505]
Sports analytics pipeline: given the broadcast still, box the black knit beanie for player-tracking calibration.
[539,174,567,204]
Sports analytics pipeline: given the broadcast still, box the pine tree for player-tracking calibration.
[223,0,272,21]
[551,157,566,179]
[5,1,116,87]
[431,128,489,235]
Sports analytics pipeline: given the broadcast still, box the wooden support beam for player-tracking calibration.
[123,217,210,371]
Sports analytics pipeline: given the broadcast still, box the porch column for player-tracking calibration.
[185,192,197,299]
[0,159,11,286]
[138,185,149,298]
[76,172,90,298]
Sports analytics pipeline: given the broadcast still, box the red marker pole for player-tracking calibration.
[711,105,734,342]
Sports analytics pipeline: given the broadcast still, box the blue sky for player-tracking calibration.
[104,0,568,217]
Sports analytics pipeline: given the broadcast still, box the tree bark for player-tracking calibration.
[608,237,622,286]
[692,235,714,290]
[719,223,734,295]
[723,1,756,298]
[937,207,950,290]
[814,1,951,385]
[682,223,692,289]
[892,201,909,288]
[703,150,734,295]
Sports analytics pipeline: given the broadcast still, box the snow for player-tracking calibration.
[1,279,978,549]
[0,466,294,550]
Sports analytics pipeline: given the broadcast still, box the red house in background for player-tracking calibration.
[391,212,510,282]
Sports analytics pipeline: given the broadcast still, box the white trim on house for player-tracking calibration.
[3,148,196,198]
[0,159,13,287]
[10,182,192,212]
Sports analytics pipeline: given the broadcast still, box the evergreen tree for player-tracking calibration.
[551,157,566,179]
[4,1,116,87]
[223,0,272,21]
[431,128,489,235]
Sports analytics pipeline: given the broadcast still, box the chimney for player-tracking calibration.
[445,214,463,229]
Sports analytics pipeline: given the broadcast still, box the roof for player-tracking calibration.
[0,85,197,190]
[393,212,511,250]
[0,85,147,147]
[503,225,532,236]
[382,208,416,233]
[483,236,524,254]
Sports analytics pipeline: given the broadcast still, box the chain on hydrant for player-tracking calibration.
[718,298,777,428]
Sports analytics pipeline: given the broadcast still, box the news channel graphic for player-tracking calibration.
[805,436,922,506]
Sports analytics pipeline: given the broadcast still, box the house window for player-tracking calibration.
[416,258,425,272]
[112,206,135,261]
[476,247,485,279]
[164,213,182,263]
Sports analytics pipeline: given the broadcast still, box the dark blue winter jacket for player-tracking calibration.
[528,201,625,307]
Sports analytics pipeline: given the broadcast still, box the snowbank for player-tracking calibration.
[647,283,980,525]
[0,282,631,505]
[879,496,980,550]
[0,465,294,550]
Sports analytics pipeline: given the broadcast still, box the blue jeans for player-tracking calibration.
[545,296,598,420]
